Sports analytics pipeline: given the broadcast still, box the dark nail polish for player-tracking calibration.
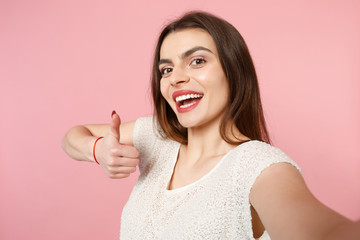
[111,110,116,117]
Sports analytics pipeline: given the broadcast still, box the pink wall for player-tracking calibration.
[1,0,359,239]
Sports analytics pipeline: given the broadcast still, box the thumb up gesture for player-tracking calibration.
[95,111,139,179]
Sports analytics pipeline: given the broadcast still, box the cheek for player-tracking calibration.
[211,74,230,104]
[160,79,169,101]
[205,71,229,93]
[221,79,230,103]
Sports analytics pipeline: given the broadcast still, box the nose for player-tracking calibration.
[169,67,189,86]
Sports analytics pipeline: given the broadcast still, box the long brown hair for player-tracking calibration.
[151,11,270,145]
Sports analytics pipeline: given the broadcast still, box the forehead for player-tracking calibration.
[160,28,218,58]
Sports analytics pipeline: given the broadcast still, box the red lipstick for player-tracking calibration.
[172,90,203,113]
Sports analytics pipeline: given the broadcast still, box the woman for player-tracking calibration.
[62,11,359,239]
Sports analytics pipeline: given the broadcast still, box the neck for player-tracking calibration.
[182,118,247,164]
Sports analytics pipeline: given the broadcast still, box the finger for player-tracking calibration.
[111,145,139,158]
[109,110,121,141]
[108,173,131,179]
[107,166,137,174]
[107,157,139,167]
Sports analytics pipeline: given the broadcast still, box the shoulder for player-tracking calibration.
[230,140,302,198]
[133,116,174,155]
[133,116,160,141]
[133,116,158,149]
[239,140,289,158]
[228,141,303,239]
[236,140,301,171]
[134,116,154,132]
[241,141,305,208]
[133,116,179,174]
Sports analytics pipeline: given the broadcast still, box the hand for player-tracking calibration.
[95,111,139,179]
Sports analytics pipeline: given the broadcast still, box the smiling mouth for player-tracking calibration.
[175,93,203,108]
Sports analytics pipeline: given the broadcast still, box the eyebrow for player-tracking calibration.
[158,46,214,66]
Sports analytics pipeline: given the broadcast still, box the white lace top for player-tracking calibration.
[120,117,301,240]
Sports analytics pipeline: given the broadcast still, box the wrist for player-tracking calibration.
[92,136,104,164]
[84,136,99,162]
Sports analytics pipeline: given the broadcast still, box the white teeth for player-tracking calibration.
[180,101,197,108]
[175,94,203,103]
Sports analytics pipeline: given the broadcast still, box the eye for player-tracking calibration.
[160,67,173,76]
[190,57,206,66]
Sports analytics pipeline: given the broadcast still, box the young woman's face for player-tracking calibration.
[159,28,229,129]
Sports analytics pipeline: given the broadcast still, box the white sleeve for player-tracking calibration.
[233,141,302,239]
[133,116,162,173]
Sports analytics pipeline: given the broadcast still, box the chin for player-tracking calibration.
[176,115,203,129]
[177,118,193,129]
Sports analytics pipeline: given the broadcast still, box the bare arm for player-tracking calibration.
[61,112,139,179]
[250,163,360,240]
[61,120,135,162]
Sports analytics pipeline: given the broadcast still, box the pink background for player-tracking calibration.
[1,0,359,239]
